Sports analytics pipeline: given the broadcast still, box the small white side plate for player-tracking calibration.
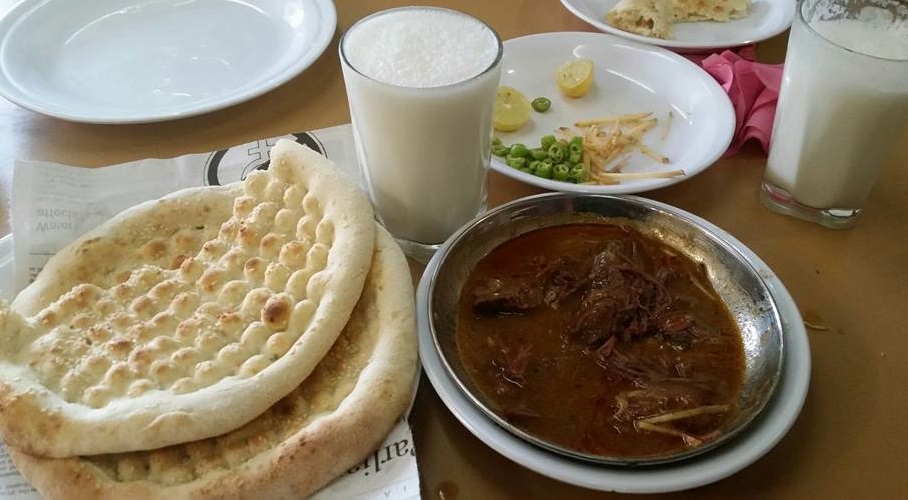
[492,32,734,195]
[0,0,337,123]
[559,0,796,51]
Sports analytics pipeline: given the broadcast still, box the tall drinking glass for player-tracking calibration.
[339,7,503,261]
[761,0,908,228]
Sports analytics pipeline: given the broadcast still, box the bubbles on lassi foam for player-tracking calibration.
[812,17,908,60]
[343,9,499,88]
[806,0,908,60]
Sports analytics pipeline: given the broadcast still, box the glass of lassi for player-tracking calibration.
[339,7,503,261]
[761,0,908,228]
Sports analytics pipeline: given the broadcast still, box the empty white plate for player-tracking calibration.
[0,0,336,123]
[559,0,795,51]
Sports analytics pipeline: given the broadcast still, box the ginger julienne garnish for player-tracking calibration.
[565,111,683,185]
[632,404,730,447]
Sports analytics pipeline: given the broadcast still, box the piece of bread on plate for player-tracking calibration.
[672,0,750,22]
[605,0,750,40]
[605,0,676,39]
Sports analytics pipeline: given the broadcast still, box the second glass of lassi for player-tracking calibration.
[761,0,908,228]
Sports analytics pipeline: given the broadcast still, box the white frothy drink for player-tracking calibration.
[765,2,908,213]
[340,8,501,246]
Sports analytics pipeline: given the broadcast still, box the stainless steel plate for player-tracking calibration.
[421,192,784,466]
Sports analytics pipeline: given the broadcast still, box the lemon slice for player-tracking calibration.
[556,58,594,98]
[493,86,532,132]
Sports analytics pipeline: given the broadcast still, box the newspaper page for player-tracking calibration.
[0,124,421,499]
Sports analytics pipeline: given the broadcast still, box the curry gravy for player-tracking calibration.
[456,224,745,459]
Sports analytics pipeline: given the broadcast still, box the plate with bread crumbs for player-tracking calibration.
[558,0,796,51]
[491,32,734,195]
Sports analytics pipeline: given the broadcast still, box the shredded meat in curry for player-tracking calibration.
[457,223,744,459]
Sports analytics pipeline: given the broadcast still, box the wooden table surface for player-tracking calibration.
[1,1,907,498]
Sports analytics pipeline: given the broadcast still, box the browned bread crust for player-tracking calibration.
[9,226,418,499]
[0,140,376,457]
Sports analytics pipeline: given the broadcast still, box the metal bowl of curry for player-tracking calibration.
[419,192,784,466]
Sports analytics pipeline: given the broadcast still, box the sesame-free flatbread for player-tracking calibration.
[671,0,749,22]
[606,0,749,39]
[606,0,676,39]
[0,140,376,457]
[9,226,418,499]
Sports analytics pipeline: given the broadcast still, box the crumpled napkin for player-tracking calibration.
[688,46,784,157]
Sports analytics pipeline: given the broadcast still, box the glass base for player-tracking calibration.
[394,237,442,265]
[760,182,861,229]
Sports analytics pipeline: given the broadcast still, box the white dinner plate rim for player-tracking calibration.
[0,0,337,124]
[416,197,811,494]
[491,31,735,195]
[558,0,796,51]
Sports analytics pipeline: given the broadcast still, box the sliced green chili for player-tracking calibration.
[531,97,551,113]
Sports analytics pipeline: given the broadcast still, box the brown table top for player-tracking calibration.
[2,0,907,498]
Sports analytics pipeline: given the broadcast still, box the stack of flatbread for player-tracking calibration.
[605,0,750,39]
[0,140,419,499]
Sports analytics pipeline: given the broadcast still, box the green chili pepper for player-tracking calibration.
[553,163,570,181]
[531,97,551,113]
[547,144,565,163]
[535,162,554,179]
[506,156,527,170]
[530,148,548,160]
[496,134,587,184]
[509,143,530,159]
[568,164,587,183]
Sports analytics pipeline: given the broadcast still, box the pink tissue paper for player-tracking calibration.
[690,46,784,157]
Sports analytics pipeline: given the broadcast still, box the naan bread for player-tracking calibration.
[0,140,376,457]
[672,0,749,22]
[606,0,676,39]
[605,0,749,39]
[9,226,419,499]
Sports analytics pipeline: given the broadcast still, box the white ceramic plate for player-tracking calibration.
[559,0,796,51]
[416,198,811,494]
[493,32,734,195]
[0,0,336,123]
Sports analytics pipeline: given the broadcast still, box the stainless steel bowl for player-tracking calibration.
[420,192,784,466]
